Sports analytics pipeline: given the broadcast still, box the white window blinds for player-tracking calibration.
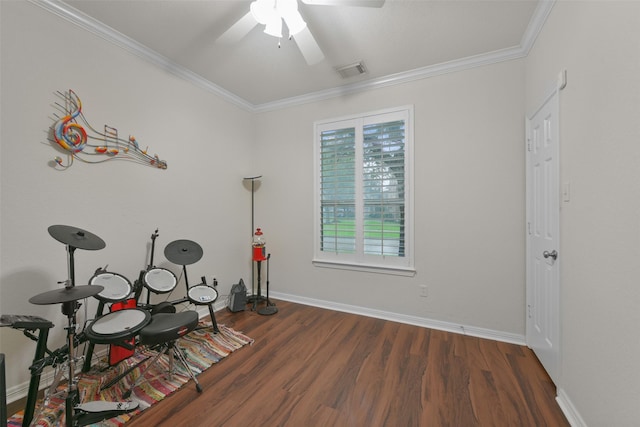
[314,107,413,273]
[320,126,356,254]
[362,119,406,257]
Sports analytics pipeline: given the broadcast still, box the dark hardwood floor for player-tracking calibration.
[7,300,568,426]
[123,300,568,427]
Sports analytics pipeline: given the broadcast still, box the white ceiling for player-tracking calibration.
[55,0,543,109]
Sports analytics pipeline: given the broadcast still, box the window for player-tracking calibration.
[313,106,414,274]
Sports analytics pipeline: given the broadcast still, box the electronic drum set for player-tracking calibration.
[4,225,222,427]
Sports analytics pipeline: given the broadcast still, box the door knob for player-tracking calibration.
[543,250,558,260]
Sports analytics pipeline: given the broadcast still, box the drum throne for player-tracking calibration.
[123,310,202,397]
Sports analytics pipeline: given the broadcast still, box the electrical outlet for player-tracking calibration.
[419,285,428,297]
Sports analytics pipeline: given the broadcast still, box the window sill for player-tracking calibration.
[312,259,416,277]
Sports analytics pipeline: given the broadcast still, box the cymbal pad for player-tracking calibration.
[29,285,104,305]
[48,225,106,250]
[164,239,203,265]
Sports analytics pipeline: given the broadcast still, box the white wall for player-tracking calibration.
[526,1,640,426]
[4,2,637,425]
[254,59,527,335]
[0,1,255,394]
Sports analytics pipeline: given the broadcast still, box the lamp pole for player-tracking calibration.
[243,176,262,302]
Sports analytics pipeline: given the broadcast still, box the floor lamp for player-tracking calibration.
[243,175,262,303]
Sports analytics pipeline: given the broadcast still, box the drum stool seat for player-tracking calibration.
[139,311,198,346]
[123,311,203,398]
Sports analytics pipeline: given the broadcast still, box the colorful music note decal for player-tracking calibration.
[53,89,87,154]
[100,125,120,155]
[50,90,168,170]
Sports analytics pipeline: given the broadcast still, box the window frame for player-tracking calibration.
[313,105,415,276]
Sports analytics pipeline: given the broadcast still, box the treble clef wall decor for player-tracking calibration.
[50,89,168,170]
[53,89,87,154]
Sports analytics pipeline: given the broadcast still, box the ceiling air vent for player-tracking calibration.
[336,61,367,79]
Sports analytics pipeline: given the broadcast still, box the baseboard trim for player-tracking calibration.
[556,387,587,427]
[270,291,526,345]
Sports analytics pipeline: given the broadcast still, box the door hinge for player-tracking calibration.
[527,139,531,152]
[527,304,532,318]
[527,222,532,235]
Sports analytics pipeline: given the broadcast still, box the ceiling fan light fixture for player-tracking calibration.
[277,0,299,14]
[252,0,308,39]
[283,11,307,36]
[250,0,276,25]
[264,16,283,38]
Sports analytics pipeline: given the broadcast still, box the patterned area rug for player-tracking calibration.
[8,322,253,426]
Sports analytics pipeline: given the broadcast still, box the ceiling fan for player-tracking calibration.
[217,0,385,65]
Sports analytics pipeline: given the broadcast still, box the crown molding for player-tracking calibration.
[254,45,527,112]
[520,0,556,55]
[30,0,555,113]
[256,0,556,112]
[29,0,254,111]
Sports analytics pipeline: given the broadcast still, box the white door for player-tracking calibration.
[526,87,561,385]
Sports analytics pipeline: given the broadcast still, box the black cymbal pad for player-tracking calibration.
[48,225,106,250]
[29,285,104,305]
[164,239,203,265]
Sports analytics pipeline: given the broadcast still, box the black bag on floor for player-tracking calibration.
[228,278,247,312]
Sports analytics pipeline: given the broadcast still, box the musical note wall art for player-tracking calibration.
[50,89,168,170]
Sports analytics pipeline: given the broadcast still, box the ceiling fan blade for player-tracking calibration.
[292,27,325,65]
[301,0,384,7]
[217,11,258,44]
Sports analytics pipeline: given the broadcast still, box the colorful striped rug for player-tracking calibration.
[8,322,253,427]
